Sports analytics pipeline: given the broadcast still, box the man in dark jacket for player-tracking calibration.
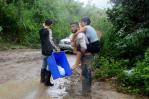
[39,19,60,86]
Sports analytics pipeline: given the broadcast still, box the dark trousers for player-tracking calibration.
[81,54,93,94]
[40,55,53,86]
[42,55,49,70]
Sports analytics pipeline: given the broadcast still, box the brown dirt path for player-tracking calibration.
[0,49,148,99]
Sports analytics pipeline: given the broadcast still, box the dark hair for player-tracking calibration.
[45,19,53,26]
[70,22,79,27]
[81,16,91,25]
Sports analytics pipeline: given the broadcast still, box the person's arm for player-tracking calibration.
[76,27,86,34]
[49,29,60,51]
[70,34,76,47]
[72,27,87,40]
[77,33,87,54]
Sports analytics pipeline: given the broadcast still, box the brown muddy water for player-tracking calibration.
[0,49,148,99]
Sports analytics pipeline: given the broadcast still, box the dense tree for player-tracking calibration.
[105,0,149,65]
[0,0,107,47]
[94,0,149,95]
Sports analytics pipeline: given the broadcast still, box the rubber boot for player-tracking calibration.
[44,70,54,86]
[40,69,46,83]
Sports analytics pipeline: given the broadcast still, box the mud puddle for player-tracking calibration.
[0,78,70,99]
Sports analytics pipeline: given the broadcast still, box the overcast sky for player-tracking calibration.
[75,0,112,9]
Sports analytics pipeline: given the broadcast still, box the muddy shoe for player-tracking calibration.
[40,69,46,83]
[44,70,54,86]
[45,81,54,86]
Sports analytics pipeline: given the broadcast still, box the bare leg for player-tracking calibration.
[72,51,81,70]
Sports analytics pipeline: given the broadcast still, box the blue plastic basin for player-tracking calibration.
[47,51,73,79]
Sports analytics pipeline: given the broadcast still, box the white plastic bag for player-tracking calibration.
[57,65,65,76]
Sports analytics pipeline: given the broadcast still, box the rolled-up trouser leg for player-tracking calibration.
[81,55,93,94]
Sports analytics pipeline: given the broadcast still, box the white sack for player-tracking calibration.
[57,65,65,76]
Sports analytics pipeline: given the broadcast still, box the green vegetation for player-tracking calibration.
[93,0,149,96]
[0,0,107,48]
[117,48,149,95]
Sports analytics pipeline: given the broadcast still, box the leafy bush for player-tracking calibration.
[0,26,2,32]
[106,0,149,66]
[92,0,149,96]
[114,28,149,60]
[93,56,128,79]
[117,48,149,95]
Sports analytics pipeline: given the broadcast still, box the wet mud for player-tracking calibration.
[0,49,148,99]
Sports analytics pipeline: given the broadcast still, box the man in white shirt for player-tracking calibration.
[70,22,93,96]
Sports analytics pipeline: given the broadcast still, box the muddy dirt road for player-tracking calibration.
[0,49,148,99]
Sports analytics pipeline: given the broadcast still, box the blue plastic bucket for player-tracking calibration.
[47,51,73,79]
